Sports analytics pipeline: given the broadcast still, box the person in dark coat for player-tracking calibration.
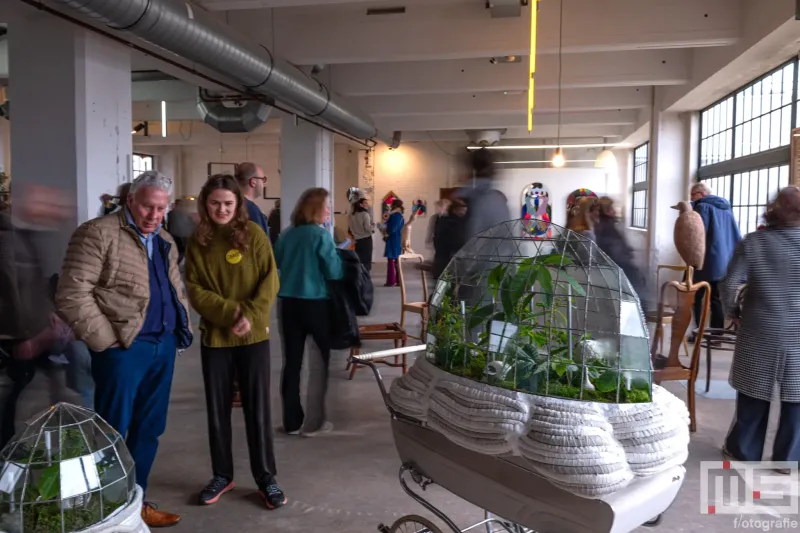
[383,199,405,287]
[268,200,281,245]
[720,186,800,465]
[432,199,468,280]
[690,183,741,330]
[593,197,650,311]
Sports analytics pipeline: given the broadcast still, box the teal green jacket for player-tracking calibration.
[274,224,344,299]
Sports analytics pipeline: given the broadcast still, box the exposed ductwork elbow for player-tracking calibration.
[197,98,272,133]
[51,0,399,147]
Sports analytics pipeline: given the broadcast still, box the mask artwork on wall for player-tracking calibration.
[521,182,552,239]
[411,198,427,216]
[347,187,363,204]
[381,191,402,226]
[567,188,597,211]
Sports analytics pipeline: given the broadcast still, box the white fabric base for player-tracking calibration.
[389,356,690,499]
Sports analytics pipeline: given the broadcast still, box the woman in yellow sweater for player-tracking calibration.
[185,174,284,509]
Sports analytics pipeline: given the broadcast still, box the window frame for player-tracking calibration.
[698,58,800,236]
[132,152,155,179]
[630,141,649,230]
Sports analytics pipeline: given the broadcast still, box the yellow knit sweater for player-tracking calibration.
[185,221,279,348]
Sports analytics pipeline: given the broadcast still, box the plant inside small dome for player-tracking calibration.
[427,220,652,404]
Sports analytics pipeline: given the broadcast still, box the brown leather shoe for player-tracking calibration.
[142,502,181,528]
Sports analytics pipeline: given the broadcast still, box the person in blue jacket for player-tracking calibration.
[383,199,405,287]
[689,183,741,331]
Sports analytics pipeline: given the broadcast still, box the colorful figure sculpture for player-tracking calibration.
[567,188,597,212]
[412,199,427,217]
[521,182,552,239]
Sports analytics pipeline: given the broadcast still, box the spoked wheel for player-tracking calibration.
[484,511,532,533]
[387,514,445,533]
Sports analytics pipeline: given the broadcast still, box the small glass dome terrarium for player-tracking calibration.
[427,220,652,403]
[0,404,136,533]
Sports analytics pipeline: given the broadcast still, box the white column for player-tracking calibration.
[647,96,692,278]
[280,117,334,231]
[9,12,132,228]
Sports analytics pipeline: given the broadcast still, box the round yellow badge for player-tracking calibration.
[226,249,243,265]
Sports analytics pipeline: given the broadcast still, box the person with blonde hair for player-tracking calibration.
[274,188,343,437]
[185,174,284,509]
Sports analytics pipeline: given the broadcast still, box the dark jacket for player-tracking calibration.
[455,179,511,239]
[693,195,741,282]
[433,214,468,279]
[594,217,650,310]
[328,250,372,350]
[246,198,270,237]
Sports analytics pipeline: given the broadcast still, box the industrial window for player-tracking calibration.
[630,142,649,229]
[132,153,154,178]
[699,59,798,235]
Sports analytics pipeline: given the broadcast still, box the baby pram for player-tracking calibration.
[350,346,684,533]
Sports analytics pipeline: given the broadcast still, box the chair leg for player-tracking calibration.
[687,378,697,433]
[705,344,712,393]
[348,347,360,380]
[346,347,354,370]
[682,338,690,358]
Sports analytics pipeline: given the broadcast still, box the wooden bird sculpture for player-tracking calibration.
[673,201,705,284]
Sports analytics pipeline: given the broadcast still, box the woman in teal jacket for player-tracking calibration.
[274,188,343,437]
[383,199,405,287]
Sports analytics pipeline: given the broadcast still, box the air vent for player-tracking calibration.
[366,7,406,15]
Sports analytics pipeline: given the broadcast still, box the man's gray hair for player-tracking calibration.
[129,170,173,196]
[691,183,712,195]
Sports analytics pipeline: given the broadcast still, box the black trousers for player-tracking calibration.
[201,341,277,486]
[695,281,724,329]
[355,237,373,272]
[1,353,36,449]
[279,298,331,433]
[725,392,800,462]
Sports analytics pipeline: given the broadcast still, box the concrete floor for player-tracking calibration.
[3,264,797,532]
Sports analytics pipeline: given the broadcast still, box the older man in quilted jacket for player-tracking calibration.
[56,171,192,529]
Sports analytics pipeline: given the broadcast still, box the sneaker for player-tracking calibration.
[302,421,333,438]
[258,478,287,510]
[198,476,235,505]
[278,426,301,436]
[141,502,181,528]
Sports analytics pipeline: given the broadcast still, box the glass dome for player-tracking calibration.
[427,220,652,404]
[0,403,136,533]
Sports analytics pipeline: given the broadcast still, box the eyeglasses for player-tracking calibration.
[254,176,267,184]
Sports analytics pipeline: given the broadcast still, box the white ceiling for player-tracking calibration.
[121,0,783,144]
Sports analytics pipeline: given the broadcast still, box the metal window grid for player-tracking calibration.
[132,153,154,179]
[630,142,649,229]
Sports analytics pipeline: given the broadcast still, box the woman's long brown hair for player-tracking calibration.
[195,174,251,251]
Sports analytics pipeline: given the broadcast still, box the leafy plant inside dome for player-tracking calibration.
[0,428,128,533]
[427,252,652,404]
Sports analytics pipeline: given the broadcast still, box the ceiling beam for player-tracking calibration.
[132,80,198,102]
[354,87,652,117]
[226,0,740,64]
[199,0,385,9]
[375,110,639,133]
[331,50,689,97]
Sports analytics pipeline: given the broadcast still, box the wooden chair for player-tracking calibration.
[397,253,430,341]
[650,267,710,433]
[346,323,408,380]
[645,265,691,358]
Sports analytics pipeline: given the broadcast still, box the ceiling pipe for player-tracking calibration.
[50,0,400,148]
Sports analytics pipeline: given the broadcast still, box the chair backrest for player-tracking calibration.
[656,264,687,309]
[397,253,429,306]
[651,278,711,378]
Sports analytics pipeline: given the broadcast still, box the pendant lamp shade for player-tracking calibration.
[595,149,617,170]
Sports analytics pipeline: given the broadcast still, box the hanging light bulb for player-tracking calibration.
[594,148,618,170]
[551,147,566,168]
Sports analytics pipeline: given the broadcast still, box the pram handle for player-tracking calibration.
[348,345,427,424]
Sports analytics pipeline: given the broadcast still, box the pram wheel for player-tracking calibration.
[643,514,662,527]
[387,514,444,533]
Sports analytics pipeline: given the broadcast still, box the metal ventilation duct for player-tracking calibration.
[486,0,523,18]
[197,98,272,133]
[466,129,506,146]
[51,0,399,147]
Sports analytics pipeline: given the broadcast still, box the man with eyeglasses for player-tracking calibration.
[235,162,271,237]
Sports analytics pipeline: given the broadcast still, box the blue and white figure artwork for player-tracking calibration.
[521,182,552,239]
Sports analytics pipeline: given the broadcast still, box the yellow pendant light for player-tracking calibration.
[527,1,539,132]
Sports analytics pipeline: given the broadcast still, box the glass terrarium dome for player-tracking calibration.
[427,220,653,404]
[0,404,136,533]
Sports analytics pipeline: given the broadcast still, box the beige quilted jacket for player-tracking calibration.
[56,211,192,352]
